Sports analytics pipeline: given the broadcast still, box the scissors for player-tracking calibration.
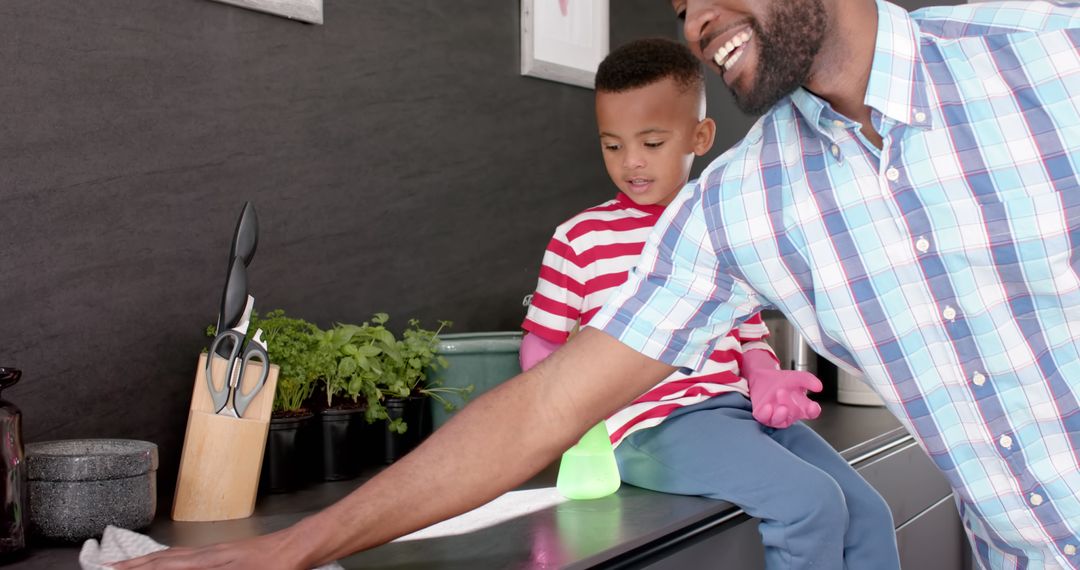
[206,294,270,418]
[214,202,259,346]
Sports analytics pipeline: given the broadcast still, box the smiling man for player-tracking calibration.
[119,1,1080,569]
[643,0,1080,567]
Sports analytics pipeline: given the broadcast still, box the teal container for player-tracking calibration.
[429,332,523,429]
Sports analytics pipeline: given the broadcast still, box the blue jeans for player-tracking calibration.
[614,393,900,570]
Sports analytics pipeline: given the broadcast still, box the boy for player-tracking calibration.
[520,38,899,569]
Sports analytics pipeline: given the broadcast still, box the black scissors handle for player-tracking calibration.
[232,338,270,418]
[206,330,245,414]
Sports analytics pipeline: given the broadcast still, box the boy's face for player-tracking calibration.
[595,77,715,207]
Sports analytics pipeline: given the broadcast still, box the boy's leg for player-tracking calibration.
[614,394,849,570]
[770,420,900,570]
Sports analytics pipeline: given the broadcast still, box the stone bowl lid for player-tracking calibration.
[26,439,158,482]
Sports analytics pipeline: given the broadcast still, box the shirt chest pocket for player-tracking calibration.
[942,192,1075,290]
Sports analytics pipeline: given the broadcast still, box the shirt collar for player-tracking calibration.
[615,191,667,216]
[789,0,934,135]
[864,0,934,129]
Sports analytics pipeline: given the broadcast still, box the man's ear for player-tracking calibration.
[693,118,717,156]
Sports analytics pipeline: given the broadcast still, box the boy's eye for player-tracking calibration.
[644,141,665,148]
[603,144,621,151]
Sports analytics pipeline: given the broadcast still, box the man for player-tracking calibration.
[121,1,1080,568]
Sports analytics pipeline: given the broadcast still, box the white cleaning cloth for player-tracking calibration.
[79,525,343,570]
[394,487,566,542]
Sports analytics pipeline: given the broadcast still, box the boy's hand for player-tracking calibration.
[742,349,822,429]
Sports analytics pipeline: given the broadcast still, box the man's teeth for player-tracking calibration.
[713,29,753,70]
[724,49,743,71]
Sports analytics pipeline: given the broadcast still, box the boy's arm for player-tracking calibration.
[520,224,589,370]
[738,315,821,429]
[115,328,676,570]
[520,331,565,371]
[521,228,589,345]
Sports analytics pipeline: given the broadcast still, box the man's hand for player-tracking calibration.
[110,531,302,570]
[743,349,822,429]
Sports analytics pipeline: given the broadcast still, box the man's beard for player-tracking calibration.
[731,0,828,115]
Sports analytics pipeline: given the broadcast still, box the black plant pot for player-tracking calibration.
[317,407,370,481]
[260,412,315,494]
[379,396,431,465]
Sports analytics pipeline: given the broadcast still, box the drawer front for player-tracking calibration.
[896,494,968,570]
[636,516,765,570]
[855,439,953,527]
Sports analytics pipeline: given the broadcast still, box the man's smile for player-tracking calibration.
[699,23,754,85]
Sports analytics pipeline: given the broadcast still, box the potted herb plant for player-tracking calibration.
[371,316,472,464]
[314,323,384,481]
[233,310,331,493]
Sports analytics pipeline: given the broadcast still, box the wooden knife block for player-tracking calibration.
[172,352,279,522]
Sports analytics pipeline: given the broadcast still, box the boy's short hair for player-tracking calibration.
[595,37,704,95]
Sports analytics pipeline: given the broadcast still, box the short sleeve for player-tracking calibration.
[522,233,590,344]
[587,182,764,372]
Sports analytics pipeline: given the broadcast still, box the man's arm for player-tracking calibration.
[116,327,675,569]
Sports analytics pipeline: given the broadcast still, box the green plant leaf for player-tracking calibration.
[355,345,381,358]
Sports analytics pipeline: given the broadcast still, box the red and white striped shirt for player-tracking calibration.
[523,192,774,447]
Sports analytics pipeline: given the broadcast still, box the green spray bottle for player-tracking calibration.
[556,421,621,500]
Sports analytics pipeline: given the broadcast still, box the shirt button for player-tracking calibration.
[973,372,986,386]
[833,119,845,128]
[943,306,957,321]
[830,144,841,159]
[1000,434,1013,449]
[886,166,900,181]
[914,111,927,123]
[1065,544,1077,556]
[1031,493,1044,506]
[915,237,930,253]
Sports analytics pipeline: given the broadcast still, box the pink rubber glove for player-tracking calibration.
[742,349,823,429]
[520,332,564,372]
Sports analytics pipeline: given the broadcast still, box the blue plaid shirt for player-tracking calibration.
[590,1,1080,567]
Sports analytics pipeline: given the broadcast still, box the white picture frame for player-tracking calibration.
[521,0,610,89]
[211,0,323,25]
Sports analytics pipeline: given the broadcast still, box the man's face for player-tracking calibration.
[671,0,827,115]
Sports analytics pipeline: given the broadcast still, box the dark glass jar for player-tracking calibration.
[0,368,26,556]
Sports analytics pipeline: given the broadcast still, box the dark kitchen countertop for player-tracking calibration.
[8,401,907,569]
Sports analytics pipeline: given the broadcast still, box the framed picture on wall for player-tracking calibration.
[211,0,323,24]
[521,0,609,89]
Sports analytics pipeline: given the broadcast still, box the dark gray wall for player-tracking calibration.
[0,0,674,498]
[0,0,962,503]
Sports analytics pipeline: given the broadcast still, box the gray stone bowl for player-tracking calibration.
[26,439,158,542]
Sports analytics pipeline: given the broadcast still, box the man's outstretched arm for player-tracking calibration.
[115,327,676,569]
